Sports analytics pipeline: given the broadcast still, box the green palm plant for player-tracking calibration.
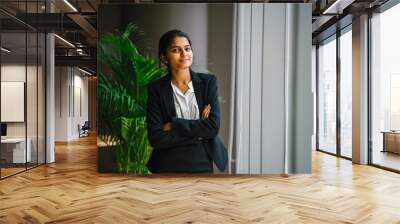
[98,23,165,174]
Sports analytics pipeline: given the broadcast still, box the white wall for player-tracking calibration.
[1,64,46,164]
[120,4,209,71]
[55,66,68,141]
[1,65,27,140]
[1,65,25,133]
[72,72,89,138]
[1,65,41,136]
[55,67,89,141]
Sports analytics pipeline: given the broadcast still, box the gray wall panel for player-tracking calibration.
[233,3,312,174]
[262,4,286,173]
[207,4,234,161]
[249,4,264,174]
[289,4,312,173]
[235,4,252,173]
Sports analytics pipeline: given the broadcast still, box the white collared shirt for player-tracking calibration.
[171,81,200,120]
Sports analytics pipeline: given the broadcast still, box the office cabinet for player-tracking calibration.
[382,132,400,154]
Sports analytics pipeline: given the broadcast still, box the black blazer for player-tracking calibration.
[146,70,228,172]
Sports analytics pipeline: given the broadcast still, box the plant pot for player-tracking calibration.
[97,146,118,173]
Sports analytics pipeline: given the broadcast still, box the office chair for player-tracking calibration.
[79,121,90,138]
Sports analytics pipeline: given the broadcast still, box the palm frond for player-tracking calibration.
[98,22,165,174]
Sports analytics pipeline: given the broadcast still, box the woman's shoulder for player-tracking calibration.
[194,72,217,82]
[148,74,169,88]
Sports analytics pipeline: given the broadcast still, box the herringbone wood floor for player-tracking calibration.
[1,135,400,224]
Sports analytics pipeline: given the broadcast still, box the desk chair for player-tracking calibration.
[78,121,90,138]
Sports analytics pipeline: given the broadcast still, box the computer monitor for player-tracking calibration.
[1,123,7,137]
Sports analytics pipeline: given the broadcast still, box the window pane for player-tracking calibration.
[371,3,400,171]
[340,29,352,158]
[318,37,337,154]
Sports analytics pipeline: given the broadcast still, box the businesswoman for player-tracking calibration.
[146,29,228,173]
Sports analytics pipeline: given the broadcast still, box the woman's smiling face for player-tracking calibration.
[161,36,193,70]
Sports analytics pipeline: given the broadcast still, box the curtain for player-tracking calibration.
[229,3,313,174]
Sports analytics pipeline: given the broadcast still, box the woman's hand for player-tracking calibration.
[202,104,211,120]
[163,104,211,132]
[163,122,172,132]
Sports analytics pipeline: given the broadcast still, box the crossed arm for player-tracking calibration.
[146,76,221,149]
[162,104,211,131]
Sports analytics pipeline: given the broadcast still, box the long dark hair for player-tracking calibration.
[158,29,193,72]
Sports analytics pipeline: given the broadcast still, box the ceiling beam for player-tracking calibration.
[55,55,96,72]
[322,0,356,14]
[67,13,97,40]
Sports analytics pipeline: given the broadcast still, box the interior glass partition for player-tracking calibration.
[1,27,28,178]
[27,30,38,169]
[37,31,45,165]
[0,1,46,179]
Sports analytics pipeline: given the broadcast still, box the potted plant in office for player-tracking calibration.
[97,23,165,174]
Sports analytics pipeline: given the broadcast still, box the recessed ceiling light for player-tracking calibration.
[77,67,93,76]
[322,0,354,15]
[1,47,11,53]
[63,0,78,12]
[54,34,75,48]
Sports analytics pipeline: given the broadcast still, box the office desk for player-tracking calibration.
[1,138,31,163]
[382,131,400,154]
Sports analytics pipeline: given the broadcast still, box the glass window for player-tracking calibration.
[318,36,337,155]
[312,46,317,150]
[340,28,352,158]
[371,3,400,171]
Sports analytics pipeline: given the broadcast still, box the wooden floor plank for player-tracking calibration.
[0,135,400,223]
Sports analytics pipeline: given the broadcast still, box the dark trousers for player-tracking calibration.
[147,142,213,174]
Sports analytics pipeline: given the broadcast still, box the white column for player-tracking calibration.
[286,3,313,173]
[352,14,369,164]
[46,33,55,163]
[261,4,286,174]
[46,0,55,163]
[234,3,251,173]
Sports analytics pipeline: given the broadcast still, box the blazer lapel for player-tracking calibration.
[161,74,176,118]
[190,70,204,115]
[162,70,205,118]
